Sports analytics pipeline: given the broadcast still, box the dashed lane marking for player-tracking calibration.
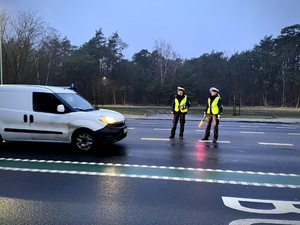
[141,138,170,141]
[281,124,298,127]
[0,158,299,188]
[199,140,231,143]
[240,131,265,134]
[288,133,300,135]
[258,142,294,146]
[154,128,171,131]
[240,126,260,128]
[276,127,296,129]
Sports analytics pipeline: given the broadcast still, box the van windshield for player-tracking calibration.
[57,93,96,111]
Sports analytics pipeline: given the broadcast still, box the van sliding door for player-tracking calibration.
[0,91,32,141]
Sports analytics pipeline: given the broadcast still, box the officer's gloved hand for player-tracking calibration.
[218,114,221,120]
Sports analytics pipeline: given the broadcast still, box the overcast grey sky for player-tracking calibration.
[1,0,300,59]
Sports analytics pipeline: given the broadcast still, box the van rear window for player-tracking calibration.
[33,92,62,113]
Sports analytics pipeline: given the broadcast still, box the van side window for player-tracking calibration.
[33,92,63,113]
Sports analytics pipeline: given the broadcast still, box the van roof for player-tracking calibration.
[0,85,75,93]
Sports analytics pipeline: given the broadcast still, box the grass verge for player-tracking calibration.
[100,105,300,119]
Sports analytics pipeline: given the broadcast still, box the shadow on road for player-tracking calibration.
[0,141,127,160]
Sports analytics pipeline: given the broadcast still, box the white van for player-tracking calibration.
[0,85,128,151]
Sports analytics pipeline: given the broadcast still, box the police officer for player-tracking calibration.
[169,87,191,140]
[202,87,223,143]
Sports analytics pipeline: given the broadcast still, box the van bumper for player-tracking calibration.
[95,124,128,144]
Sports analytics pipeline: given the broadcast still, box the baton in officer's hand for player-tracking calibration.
[198,115,206,127]
[198,119,205,128]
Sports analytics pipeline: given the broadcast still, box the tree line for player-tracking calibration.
[1,10,300,107]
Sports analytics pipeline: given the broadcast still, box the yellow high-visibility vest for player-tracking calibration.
[207,96,220,114]
[175,95,188,113]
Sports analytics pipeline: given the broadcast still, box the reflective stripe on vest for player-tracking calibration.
[175,95,188,113]
[207,96,220,114]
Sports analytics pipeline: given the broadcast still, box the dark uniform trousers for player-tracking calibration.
[171,112,186,137]
[204,114,219,140]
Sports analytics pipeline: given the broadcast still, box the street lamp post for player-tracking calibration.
[101,76,106,106]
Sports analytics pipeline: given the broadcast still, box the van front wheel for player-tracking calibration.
[73,130,95,151]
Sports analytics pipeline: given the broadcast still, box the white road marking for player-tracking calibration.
[240,126,259,128]
[223,196,300,214]
[128,127,135,130]
[141,138,170,141]
[240,131,265,134]
[154,128,171,131]
[288,133,300,135]
[0,158,299,188]
[276,127,296,129]
[2,158,299,176]
[199,140,231,143]
[258,142,294,146]
[230,219,300,225]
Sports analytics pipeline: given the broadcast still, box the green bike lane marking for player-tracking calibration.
[0,158,299,188]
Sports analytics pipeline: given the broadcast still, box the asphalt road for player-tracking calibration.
[0,119,299,224]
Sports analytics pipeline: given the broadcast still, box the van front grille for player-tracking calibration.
[110,121,126,128]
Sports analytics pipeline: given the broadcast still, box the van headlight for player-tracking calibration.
[100,116,118,124]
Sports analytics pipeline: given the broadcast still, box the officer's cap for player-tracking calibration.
[177,87,185,91]
[209,87,219,93]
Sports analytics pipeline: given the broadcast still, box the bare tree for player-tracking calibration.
[0,10,9,84]
[148,39,181,86]
[3,10,48,83]
[39,27,61,85]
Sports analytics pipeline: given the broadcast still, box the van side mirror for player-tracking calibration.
[57,104,65,113]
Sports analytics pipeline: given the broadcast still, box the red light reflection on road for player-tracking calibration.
[195,142,206,162]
